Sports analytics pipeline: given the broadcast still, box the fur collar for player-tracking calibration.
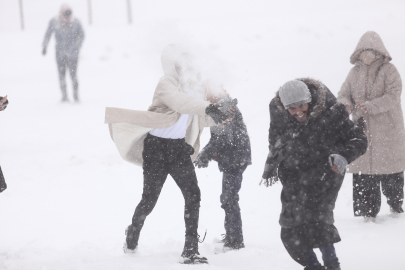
[274,78,327,119]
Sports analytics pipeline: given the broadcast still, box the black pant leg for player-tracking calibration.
[170,155,201,238]
[220,164,247,242]
[353,174,381,217]
[131,139,169,237]
[381,172,404,211]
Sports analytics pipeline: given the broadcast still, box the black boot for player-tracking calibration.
[123,224,140,253]
[223,234,245,251]
[180,235,208,264]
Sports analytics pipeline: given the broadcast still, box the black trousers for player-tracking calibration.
[131,134,201,241]
[353,172,404,217]
[220,164,247,242]
[56,53,79,99]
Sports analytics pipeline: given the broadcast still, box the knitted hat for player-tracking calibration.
[279,80,312,109]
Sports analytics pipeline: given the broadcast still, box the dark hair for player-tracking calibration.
[63,9,72,17]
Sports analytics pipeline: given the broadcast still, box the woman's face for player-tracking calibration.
[359,50,376,65]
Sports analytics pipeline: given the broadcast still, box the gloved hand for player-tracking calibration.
[194,150,211,168]
[329,154,348,175]
[205,104,229,124]
[42,48,47,55]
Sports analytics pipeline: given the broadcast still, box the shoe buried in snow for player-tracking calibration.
[124,224,140,253]
[214,234,228,244]
[180,253,208,264]
[223,237,245,251]
[123,242,137,254]
[363,216,376,223]
[215,238,245,253]
[390,206,404,214]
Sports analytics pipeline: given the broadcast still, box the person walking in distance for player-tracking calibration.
[42,5,85,102]
[105,44,232,264]
[338,31,405,222]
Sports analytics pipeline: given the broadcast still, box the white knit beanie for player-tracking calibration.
[279,80,312,109]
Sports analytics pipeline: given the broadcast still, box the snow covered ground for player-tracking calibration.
[0,0,405,269]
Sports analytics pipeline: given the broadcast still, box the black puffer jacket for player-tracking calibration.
[201,97,251,171]
[268,78,367,228]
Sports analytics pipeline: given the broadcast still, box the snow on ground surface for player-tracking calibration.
[0,0,405,269]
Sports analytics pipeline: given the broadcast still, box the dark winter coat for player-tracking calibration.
[201,97,251,171]
[42,17,85,58]
[268,78,367,228]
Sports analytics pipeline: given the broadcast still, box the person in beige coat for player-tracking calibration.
[105,44,231,264]
[338,31,405,221]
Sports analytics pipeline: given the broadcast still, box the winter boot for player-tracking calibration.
[223,234,245,251]
[123,224,140,253]
[180,235,208,264]
[223,239,245,251]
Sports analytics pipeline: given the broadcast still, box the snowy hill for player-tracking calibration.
[0,0,404,269]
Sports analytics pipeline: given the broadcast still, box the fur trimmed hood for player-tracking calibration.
[274,78,327,120]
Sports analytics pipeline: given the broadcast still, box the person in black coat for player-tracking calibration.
[262,78,367,270]
[195,91,251,251]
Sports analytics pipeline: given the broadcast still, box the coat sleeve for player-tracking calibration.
[337,69,354,111]
[156,76,211,116]
[364,64,402,115]
[332,103,368,164]
[42,19,55,49]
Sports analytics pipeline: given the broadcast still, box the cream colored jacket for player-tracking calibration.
[105,44,215,166]
[338,31,405,174]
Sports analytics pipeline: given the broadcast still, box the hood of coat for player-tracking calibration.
[274,78,327,120]
[160,44,187,81]
[350,31,392,64]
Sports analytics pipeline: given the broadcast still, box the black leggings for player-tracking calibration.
[353,172,404,217]
[131,134,201,241]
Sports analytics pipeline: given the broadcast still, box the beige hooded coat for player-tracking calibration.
[105,44,215,166]
[338,31,405,174]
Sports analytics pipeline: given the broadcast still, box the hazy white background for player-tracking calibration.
[0,0,404,269]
